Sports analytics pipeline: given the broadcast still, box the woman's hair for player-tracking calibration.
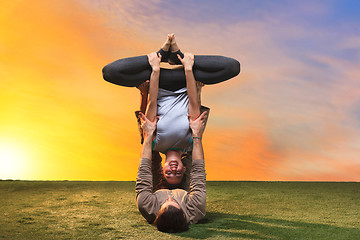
[155,173,187,191]
[154,205,189,233]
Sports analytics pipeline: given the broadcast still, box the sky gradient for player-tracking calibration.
[1,0,360,181]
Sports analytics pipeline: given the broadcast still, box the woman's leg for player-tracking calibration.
[102,55,240,89]
[168,34,240,83]
[102,55,150,87]
[193,55,240,84]
[159,34,172,62]
[168,34,184,65]
[102,35,171,87]
[158,55,240,90]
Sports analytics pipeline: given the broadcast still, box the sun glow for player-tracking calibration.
[0,141,29,180]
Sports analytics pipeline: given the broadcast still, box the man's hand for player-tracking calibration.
[147,52,161,71]
[178,52,194,71]
[139,112,158,139]
[189,111,207,138]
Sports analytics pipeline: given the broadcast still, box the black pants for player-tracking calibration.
[102,52,240,91]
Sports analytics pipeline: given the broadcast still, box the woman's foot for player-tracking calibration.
[168,34,184,65]
[161,34,172,52]
[136,80,150,95]
[170,33,179,53]
[157,34,172,62]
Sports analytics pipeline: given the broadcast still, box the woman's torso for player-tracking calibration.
[153,87,192,153]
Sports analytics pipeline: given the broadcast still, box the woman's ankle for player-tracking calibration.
[157,49,170,62]
[168,50,184,65]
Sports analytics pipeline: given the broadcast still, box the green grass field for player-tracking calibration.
[0,181,359,240]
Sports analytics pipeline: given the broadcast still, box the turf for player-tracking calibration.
[0,181,359,239]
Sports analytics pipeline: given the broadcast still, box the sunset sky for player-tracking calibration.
[1,0,360,181]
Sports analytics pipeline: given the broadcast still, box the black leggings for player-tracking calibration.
[102,50,240,91]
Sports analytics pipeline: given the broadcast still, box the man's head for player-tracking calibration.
[154,196,189,232]
[163,150,186,185]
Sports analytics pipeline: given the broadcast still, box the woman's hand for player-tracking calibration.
[139,112,158,139]
[147,52,161,71]
[178,52,194,71]
[189,111,207,138]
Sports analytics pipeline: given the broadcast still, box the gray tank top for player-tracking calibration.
[153,87,192,153]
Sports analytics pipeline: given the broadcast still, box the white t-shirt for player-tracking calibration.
[153,87,192,153]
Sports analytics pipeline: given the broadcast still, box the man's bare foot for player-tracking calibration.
[136,80,150,94]
[170,33,180,53]
[160,34,172,52]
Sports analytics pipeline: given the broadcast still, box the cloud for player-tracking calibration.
[0,0,149,180]
[82,0,360,181]
[2,0,360,180]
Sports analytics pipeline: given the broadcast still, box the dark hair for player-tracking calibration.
[156,173,187,191]
[154,205,189,233]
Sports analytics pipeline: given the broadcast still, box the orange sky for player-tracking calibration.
[1,0,359,181]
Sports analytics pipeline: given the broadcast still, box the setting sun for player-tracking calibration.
[0,142,29,180]
[0,0,359,181]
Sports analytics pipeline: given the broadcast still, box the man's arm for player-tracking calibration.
[186,111,208,223]
[135,113,159,223]
[145,52,161,122]
[190,111,207,160]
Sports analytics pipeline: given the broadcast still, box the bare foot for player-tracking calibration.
[170,33,180,53]
[136,80,150,94]
[160,34,172,52]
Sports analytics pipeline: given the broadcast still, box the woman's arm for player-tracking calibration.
[145,52,161,122]
[178,53,201,120]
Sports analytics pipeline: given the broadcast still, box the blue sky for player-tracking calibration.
[1,0,359,180]
[84,0,360,180]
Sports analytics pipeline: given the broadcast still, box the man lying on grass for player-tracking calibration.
[136,111,207,233]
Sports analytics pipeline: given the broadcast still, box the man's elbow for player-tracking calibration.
[136,196,155,224]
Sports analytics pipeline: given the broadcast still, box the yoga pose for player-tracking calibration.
[136,109,207,232]
[102,34,240,189]
[136,78,206,191]
[102,34,240,91]
[103,34,239,232]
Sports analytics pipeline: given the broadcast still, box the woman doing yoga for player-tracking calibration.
[102,34,240,188]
